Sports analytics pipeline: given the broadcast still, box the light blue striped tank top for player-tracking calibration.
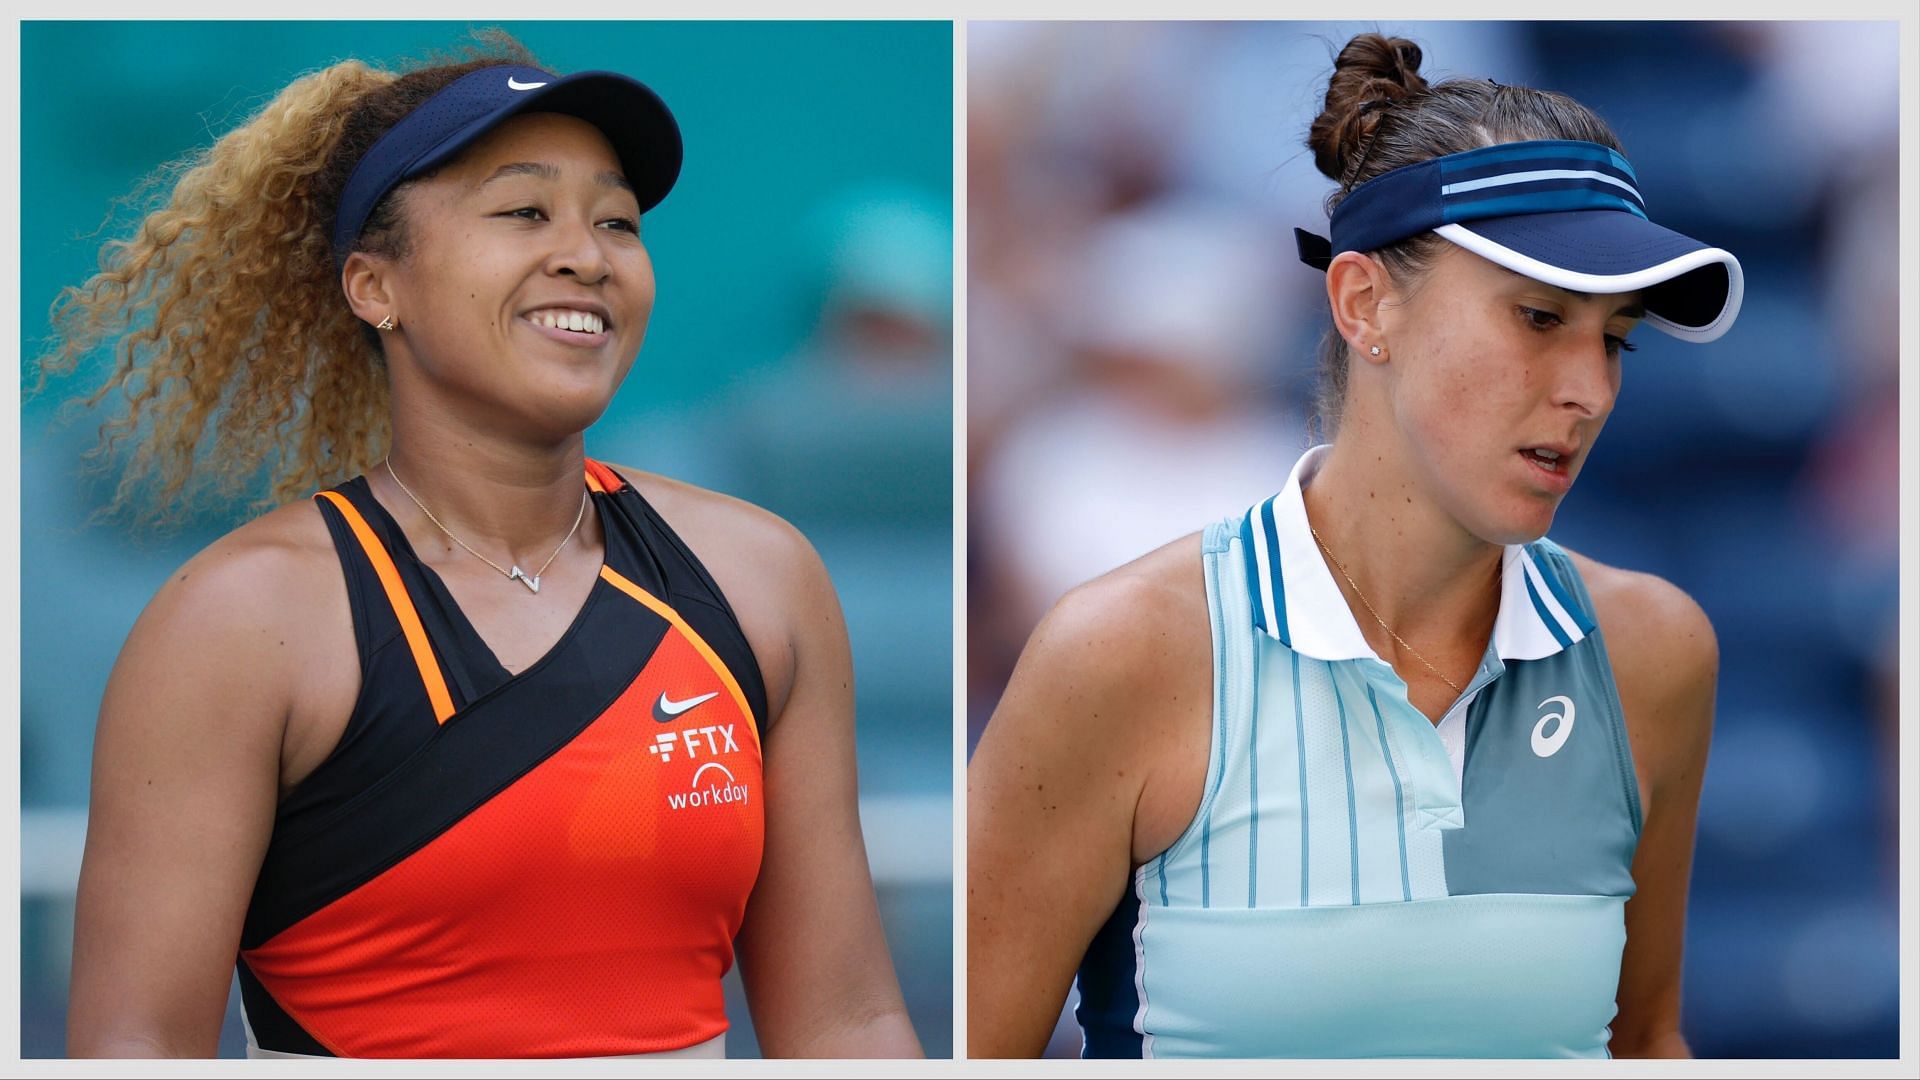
[1076,446,1642,1058]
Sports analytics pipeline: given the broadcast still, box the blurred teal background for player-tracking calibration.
[19,21,952,1058]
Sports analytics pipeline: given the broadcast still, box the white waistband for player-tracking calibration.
[244,1032,727,1060]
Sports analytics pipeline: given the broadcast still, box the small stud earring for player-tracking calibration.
[376,314,397,332]
[1369,344,1383,357]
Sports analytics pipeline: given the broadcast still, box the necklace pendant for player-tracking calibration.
[509,565,541,594]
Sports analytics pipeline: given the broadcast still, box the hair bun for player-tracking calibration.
[1307,33,1431,184]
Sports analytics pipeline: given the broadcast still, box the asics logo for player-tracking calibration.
[1531,695,1576,758]
[507,77,549,91]
[654,690,718,723]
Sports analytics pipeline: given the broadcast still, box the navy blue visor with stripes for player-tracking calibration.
[1296,140,1742,342]
[332,64,681,263]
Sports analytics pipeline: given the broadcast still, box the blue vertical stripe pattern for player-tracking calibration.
[1365,683,1413,903]
[1292,650,1309,907]
[1329,664,1361,906]
[1199,812,1211,909]
[1087,491,1642,1058]
[1247,644,1260,909]
[1194,521,1231,914]
[1239,513,1263,634]
[1198,549,1241,912]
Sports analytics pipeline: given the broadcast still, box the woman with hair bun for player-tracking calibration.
[51,35,920,1059]
[970,32,1737,1058]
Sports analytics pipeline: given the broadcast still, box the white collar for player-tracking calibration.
[1241,445,1591,663]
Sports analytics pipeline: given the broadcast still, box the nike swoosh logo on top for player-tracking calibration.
[654,691,719,723]
[507,77,549,91]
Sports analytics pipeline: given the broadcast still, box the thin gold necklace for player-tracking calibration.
[383,459,588,595]
[1309,522,1466,696]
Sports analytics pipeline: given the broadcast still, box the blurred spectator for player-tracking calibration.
[724,184,953,527]
[977,195,1307,636]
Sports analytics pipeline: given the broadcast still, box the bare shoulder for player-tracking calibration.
[1022,532,1211,701]
[103,497,352,784]
[982,532,1212,861]
[612,465,823,585]
[1563,549,1718,803]
[1564,549,1719,694]
[140,498,341,645]
[102,497,342,707]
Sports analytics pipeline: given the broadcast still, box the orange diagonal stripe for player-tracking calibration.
[599,565,761,752]
[316,490,456,724]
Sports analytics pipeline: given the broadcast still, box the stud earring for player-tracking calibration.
[375,314,397,332]
[1369,344,1383,357]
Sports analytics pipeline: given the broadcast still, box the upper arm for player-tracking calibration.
[1575,554,1718,1057]
[967,553,1209,1058]
[68,532,312,1057]
[712,510,920,1057]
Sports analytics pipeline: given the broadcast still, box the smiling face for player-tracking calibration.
[1366,243,1642,544]
[370,111,654,441]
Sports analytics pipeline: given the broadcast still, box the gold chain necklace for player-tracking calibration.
[1309,522,1465,695]
[383,459,588,595]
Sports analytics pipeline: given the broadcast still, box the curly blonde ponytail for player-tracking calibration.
[35,33,537,526]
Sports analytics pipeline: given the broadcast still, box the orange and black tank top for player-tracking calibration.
[235,459,767,1058]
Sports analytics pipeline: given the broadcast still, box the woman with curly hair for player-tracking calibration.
[51,36,920,1059]
[970,32,1739,1058]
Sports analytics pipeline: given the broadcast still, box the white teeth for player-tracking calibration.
[528,309,604,334]
[1534,449,1561,460]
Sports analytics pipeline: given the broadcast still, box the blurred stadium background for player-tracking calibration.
[17,21,952,1058]
[968,20,1899,1058]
